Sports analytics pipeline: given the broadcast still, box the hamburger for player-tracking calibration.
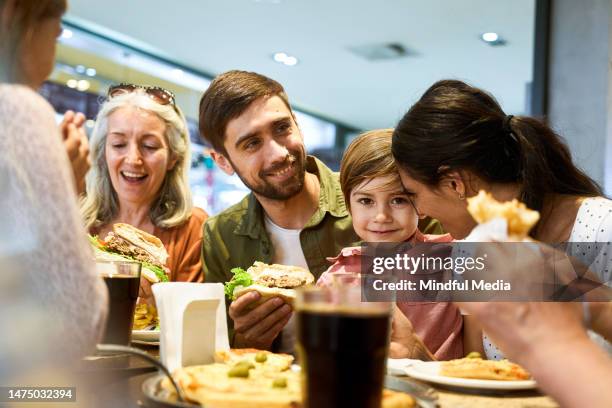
[89,223,169,283]
[224,262,314,306]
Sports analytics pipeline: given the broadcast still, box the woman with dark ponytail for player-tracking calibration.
[391,80,612,405]
[391,80,610,292]
[392,79,605,241]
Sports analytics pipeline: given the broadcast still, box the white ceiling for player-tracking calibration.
[66,0,536,131]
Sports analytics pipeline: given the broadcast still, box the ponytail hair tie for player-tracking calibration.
[502,115,519,144]
[502,115,514,133]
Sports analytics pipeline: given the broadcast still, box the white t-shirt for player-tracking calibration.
[264,215,309,269]
[264,215,309,354]
[484,196,612,360]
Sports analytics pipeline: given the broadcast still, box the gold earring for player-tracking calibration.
[458,193,465,200]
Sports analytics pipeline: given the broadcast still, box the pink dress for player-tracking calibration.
[317,230,463,360]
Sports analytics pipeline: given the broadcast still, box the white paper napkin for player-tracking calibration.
[460,218,509,242]
[152,282,230,372]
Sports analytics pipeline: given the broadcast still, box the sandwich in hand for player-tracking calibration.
[224,261,314,306]
[89,223,169,283]
[467,190,540,240]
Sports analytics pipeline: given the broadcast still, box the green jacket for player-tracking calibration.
[202,156,442,343]
[203,156,359,284]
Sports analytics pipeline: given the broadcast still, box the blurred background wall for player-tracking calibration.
[39,0,612,215]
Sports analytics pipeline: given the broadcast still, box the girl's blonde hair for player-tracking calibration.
[340,129,401,210]
[80,89,193,230]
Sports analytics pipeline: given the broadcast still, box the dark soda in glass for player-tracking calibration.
[297,306,390,408]
[99,263,141,345]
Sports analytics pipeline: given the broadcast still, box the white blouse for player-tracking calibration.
[567,196,612,283]
[484,196,612,360]
[0,85,107,374]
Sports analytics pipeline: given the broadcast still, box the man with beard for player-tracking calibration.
[199,70,441,350]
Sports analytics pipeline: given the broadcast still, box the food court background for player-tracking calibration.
[42,0,612,215]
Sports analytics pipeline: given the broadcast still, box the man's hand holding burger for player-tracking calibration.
[230,292,292,350]
[224,262,314,349]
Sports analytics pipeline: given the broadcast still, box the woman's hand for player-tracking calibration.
[458,301,612,408]
[458,302,584,363]
[389,304,435,360]
[59,110,90,195]
[138,276,155,307]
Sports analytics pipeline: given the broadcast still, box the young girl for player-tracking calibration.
[317,129,464,360]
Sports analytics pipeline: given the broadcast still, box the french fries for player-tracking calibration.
[133,303,158,330]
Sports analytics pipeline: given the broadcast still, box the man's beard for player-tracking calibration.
[231,149,307,201]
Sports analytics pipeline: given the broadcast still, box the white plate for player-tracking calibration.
[387,358,420,376]
[131,339,160,346]
[132,329,160,343]
[404,361,537,390]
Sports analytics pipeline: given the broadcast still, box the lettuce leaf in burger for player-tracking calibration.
[224,268,253,299]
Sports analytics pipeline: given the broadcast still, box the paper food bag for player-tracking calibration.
[152,282,229,372]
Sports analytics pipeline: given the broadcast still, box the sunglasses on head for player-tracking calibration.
[107,83,177,112]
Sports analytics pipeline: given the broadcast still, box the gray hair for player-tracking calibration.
[80,89,193,230]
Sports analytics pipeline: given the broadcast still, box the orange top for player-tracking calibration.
[153,207,208,283]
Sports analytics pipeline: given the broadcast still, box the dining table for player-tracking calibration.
[77,342,559,408]
[390,375,558,408]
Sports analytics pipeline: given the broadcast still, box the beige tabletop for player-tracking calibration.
[436,389,558,408]
[391,375,559,408]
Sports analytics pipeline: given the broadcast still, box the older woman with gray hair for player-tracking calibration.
[81,84,207,288]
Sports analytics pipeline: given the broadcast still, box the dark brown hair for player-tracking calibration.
[340,129,400,210]
[392,80,602,216]
[198,70,291,154]
[0,0,66,47]
[0,0,66,81]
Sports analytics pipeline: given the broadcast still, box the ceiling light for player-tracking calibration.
[481,32,499,42]
[86,68,97,77]
[75,65,86,74]
[77,79,90,92]
[273,52,288,63]
[284,56,298,66]
[61,28,73,39]
[66,79,77,88]
[272,52,298,66]
[481,32,506,46]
